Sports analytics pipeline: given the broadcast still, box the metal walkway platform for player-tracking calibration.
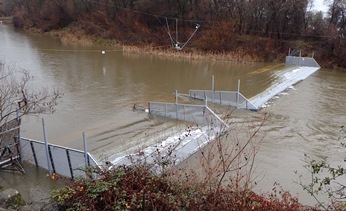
[250,67,319,109]
[188,55,320,111]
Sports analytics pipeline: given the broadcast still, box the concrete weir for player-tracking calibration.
[249,56,320,109]
[109,55,320,168]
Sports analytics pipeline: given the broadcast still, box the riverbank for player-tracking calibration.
[35,26,343,70]
[38,27,282,64]
[0,16,12,24]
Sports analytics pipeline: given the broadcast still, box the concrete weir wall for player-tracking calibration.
[109,55,320,170]
[249,56,320,109]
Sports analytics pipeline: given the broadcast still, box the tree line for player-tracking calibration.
[3,0,346,68]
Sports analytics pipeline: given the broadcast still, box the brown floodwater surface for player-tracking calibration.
[1,24,346,206]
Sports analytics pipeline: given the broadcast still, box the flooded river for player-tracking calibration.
[1,24,345,206]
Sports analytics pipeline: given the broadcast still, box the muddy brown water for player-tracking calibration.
[1,24,345,206]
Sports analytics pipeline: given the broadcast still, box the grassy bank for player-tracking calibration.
[38,27,279,64]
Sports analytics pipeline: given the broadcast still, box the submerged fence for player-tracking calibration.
[20,138,99,179]
[148,102,228,129]
[188,90,257,110]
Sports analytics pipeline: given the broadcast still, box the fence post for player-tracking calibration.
[288,48,291,56]
[42,118,52,175]
[219,92,222,104]
[165,104,167,116]
[237,79,240,108]
[83,132,89,168]
[212,75,215,102]
[204,96,210,130]
[175,90,178,119]
[183,105,186,120]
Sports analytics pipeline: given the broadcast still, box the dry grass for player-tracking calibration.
[59,31,94,46]
[123,45,264,64]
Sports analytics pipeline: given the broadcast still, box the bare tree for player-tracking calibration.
[0,61,62,128]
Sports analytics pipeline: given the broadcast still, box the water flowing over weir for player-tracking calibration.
[187,55,320,110]
[109,55,320,168]
[249,56,320,109]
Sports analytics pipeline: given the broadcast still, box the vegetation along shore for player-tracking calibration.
[1,0,346,69]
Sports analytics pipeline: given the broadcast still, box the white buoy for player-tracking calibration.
[101,51,105,54]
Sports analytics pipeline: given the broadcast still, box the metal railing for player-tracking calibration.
[188,90,257,110]
[20,138,99,179]
[285,56,320,68]
[148,102,228,129]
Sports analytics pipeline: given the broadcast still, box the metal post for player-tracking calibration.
[212,75,215,102]
[83,132,88,168]
[42,118,52,175]
[165,104,167,116]
[183,105,186,120]
[16,109,22,163]
[299,50,301,57]
[219,92,222,104]
[288,48,291,56]
[66,149,74,179]
[175,90,178,119]
[312,51,314,58]
[30,141,38,166]
[237,79,240,108]
[205,96,209,129]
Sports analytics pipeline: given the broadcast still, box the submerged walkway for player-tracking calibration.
[110,125,220,169]
[110,55,320,168]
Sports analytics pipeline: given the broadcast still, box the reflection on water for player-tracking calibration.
[1,25,346,206]
[0,164,65,204]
